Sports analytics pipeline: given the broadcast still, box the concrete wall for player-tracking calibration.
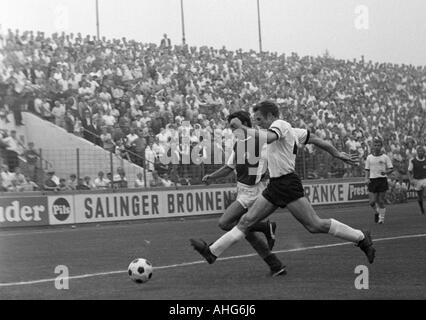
[22,112,148,187]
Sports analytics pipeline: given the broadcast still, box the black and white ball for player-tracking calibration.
[128,258,153,284]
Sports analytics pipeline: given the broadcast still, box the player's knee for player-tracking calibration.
[376,199,385,207]
[305,225,320,234]
[218,219,233,231]
[369,200,376,208]
[237,215,256,233]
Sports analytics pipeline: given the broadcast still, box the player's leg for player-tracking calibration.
[368,192,379,223]
[417,187,425,215]
[219,201,275,238]
[248,181,278,249]
[237,195,284,275]
[368,192,376,210]
[218,200,283,272]
[376,192,387,224]
[218,201,247,231]
[245,232,286,276]
[286,197,375,263]
[190,195,278,265]
[208,195,278,258]
[221,191,277,249]
[376,178,389,223]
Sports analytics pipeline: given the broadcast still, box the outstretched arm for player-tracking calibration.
[229,118,278,144]
[203,165,234,185]
[308,134,359,166]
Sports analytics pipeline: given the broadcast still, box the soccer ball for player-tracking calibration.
[128,258,153,284]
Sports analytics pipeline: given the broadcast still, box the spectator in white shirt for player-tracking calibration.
[99,87,112,101]
[0,164,15,190]
[51,100,66,127]
[126,128,139,146]
[145,141,156,172]
[94,171,110,189]
[78,82,93,98]
[3,130,23,172]
[160,173,174,187]
[134,173,145,188]
[102,110,116,127]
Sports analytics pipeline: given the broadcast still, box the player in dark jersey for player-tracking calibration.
[198,111,286,276]
[408,146,426,215]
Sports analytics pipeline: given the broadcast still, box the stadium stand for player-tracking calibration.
[0,29,425,192]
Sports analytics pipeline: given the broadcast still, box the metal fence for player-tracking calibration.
[1,143,366,193]
[295,147,365,180]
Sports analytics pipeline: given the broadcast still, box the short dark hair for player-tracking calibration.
[227,111,252,128]
[373,137,383,146]
[253,101,279,118]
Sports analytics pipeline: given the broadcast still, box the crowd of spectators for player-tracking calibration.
[0,127,42,192]
[0,28,425,192]
[41,167,131,192]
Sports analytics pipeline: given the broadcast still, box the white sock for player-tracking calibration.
[210,226,246,257]
[329,219,364,243]
[377,208,386,220]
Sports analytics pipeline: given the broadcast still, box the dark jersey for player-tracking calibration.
[227,135,267,186]
[409,158,426,180]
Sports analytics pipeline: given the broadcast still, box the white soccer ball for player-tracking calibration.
[128,258,153,284]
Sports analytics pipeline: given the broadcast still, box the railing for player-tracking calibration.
[295,146,365,180]
[1,141,366,192]
[77,127,156,187]
[76,127,238,185]
[1,147,52,181]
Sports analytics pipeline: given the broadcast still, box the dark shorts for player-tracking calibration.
[368,177,389,193]
[262,173,305,208]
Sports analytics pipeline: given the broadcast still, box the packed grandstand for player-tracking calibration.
[0,29,425,201]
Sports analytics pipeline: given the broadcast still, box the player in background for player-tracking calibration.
[200,111,286,276]
[408,146,426,215]
[190,101,375,269]
[365,138,394,224]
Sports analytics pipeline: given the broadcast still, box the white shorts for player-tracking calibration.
[236,180,268,209]
[412,178,426,191]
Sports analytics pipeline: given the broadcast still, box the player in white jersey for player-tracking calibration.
[365,138,394,224]
[201,111,286,276]
[190,101,375,269]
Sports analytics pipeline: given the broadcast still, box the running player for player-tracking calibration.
[365,138,394,224]
[408,146,426,215]
[201,111,286,276]
[190,101,375,268]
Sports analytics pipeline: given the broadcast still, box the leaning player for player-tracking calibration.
[408,146,426,215]
[201,111,286,276]
[190,101,375,270]
[365,138,394,224]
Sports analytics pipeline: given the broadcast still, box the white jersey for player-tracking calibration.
[365,154,393,179]
[266,120,310,178]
